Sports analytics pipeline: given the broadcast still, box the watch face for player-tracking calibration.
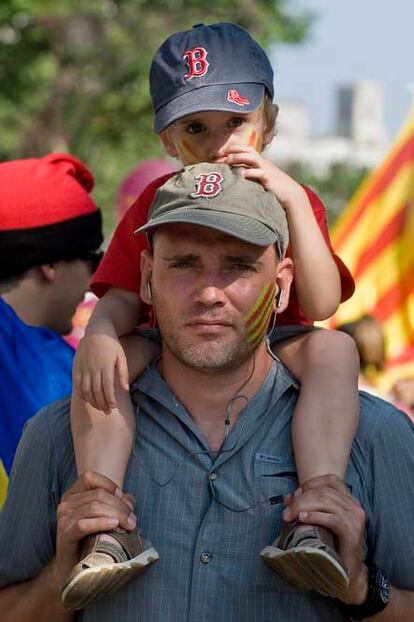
[378,568,390,604]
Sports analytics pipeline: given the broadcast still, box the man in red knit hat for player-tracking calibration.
[0,153,103,502]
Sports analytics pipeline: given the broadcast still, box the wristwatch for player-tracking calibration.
[336,563,390,620]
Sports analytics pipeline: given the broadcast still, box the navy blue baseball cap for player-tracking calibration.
[150,22,274,133]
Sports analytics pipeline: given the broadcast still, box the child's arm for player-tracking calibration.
[223,145,341,320]
[73,287,144,413]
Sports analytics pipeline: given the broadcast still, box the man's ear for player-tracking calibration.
[38,263,57,283]
[159,129,178,158]
[140,249,154,305]
[274,256,294,313]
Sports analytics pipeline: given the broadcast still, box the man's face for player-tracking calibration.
[142,224,291,373]
[160,108,266,166]
[50,259,93,334]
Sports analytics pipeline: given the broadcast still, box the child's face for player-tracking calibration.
[160,108,267,166]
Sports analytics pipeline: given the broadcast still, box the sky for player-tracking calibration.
[272,0,414,140]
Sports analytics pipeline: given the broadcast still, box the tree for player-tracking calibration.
[284,162,369,227]
[0,0,314,233]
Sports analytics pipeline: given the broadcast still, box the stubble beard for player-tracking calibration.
[157,313,259,374]
[165,333,258,374]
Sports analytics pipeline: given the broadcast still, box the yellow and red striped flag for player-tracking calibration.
[328,105,414,389]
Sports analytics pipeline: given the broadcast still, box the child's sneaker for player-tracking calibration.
[260,522,349,598]
[61,528,159,610]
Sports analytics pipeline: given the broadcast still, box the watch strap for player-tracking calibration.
[335,563,390,620]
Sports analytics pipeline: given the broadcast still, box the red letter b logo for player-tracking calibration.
[191,173,224,198]
[183,47,209,80]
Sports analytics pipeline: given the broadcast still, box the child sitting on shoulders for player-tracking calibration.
[64,22,358,611]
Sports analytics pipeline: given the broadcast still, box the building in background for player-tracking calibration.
[270,81,389,174]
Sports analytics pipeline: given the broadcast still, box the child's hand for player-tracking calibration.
[73,332,129,415]
[221,144,306,210]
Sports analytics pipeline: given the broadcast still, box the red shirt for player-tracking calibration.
[91,174,354,326]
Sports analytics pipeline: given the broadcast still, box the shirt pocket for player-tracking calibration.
[254,454,298,497]
[253,454,298,534]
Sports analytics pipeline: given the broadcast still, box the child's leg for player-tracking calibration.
[71,333,160,487]
[71,383,134,488]
[260,328,360,598]
[64,334,160,611]
[274,329,360,483]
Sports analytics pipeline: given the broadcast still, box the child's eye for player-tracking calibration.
[186,122,205,134]
[228,117,245,129]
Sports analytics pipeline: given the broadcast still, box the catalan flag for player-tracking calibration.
[328,105,414,390]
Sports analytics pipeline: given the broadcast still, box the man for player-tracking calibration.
[0,153,103,503]
[0,163,413,621]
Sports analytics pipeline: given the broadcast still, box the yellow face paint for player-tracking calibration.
[244,283,276,345]
[181,138,202,165]
[248,130,259,150]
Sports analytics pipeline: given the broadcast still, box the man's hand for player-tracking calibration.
[55,471,136,588]
[219,144,307,210]
[283,474,369,605]
[73,330,129,414]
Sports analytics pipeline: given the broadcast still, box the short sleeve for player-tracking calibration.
[366,403,414,588]
[0,399,71,588]
[0,398,76,587]
[91,173,174,298]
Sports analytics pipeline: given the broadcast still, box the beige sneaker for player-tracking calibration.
[61,528,159,610]
[260,522,349,598]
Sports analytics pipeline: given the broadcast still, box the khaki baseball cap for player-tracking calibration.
[135,163,289,257]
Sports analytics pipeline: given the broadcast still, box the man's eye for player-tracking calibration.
[230,263,255,272]
[170,261,195,269]
[186,123,204,134]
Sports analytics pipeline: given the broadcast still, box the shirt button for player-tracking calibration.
[209,471,218,481]
[200,552,212,564]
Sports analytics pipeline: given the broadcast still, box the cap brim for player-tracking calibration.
[154,84,265,133]
[135,206,277,247]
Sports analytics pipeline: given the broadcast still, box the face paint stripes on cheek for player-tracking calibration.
[248,130,259,149]
[181,138,202,164]
[244,283,276,345]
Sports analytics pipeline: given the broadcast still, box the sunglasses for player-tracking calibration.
[77,250,104,273]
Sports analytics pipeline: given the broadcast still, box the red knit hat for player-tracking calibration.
[0,153,103,278]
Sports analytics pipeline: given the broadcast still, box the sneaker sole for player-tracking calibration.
[61,546,159,610]
[260,544,349,598]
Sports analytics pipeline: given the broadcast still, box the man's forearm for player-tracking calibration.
[370,586,414,621]
[0,560,73,622]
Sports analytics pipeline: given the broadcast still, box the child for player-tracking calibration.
[64,23,359,610]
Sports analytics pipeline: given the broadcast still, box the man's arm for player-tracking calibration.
[371,588,414,621]
[0,561,72,622]
[0,471,135,621]
[283,474,414,620]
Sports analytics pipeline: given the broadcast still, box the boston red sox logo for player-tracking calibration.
[191,172,224,198]
[227,89,250,106]
[183,46,209,80]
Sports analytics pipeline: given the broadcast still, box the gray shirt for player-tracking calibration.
[1,361,414,621]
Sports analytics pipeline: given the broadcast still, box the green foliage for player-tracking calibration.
[0,0,314,235]
[285,162,369,227]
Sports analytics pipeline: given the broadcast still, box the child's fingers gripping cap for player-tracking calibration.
[150,22,275,133]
